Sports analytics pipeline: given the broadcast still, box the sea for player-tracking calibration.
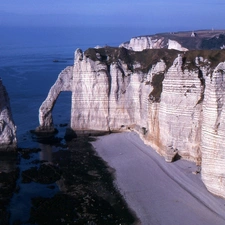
[0,26,154,147]
[0,25,153,224]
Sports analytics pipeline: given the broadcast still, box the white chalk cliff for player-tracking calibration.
[120,36,189,51]
[0,79,17,150]
[120,30,225,51]
[37,31,225,199]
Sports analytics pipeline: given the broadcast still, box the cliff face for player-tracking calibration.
[37,45,225,199]
[0,80,17,150]
[201,62,225,197]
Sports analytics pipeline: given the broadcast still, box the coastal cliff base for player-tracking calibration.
[6,135,139,225]
[92,132,225,225]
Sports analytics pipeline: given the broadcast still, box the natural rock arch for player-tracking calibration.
[36,47,225,199]
[36,66,73,133]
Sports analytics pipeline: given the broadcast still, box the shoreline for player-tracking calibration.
[92,131,225,225]
[5,135,139,225]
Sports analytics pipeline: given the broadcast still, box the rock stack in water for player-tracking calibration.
[0,79,17,150]
[37,30,225,199]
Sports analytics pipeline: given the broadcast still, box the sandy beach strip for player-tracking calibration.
[92,131,225,225]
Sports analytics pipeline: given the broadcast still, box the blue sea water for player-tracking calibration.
[0,26,152,147]
[0,25,153,224]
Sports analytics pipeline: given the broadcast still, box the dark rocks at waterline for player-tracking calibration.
[18,148,41,159]
[30,127,78,143]
[0,152,19,225]
[27,136,139,224]
[1,134,138,224]
[30,129,63,144]
[64,128,77,141]
[32,126,58,135]
[29,192,134,225]
[22,164,61,184]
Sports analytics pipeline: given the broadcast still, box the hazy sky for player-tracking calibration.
[0,0,224,32]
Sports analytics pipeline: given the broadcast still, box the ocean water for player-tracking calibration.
[0,26,152,224]
[0,26,152,147]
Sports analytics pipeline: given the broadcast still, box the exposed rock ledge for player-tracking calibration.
[0,79,17,150]
[36,45,225,199]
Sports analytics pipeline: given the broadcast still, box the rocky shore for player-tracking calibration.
[1,134,139,225]
[0,152,19,225]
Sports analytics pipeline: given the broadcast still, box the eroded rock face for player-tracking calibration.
[154,55,203,162]
[38,46,225,198]
[0,80,17,150]
[36,66,73,133]
[201,62,225,197]
[71,50,110,131]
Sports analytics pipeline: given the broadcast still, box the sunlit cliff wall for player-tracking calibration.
[37,46,225,199]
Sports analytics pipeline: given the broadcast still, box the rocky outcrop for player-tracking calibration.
[167,39,188,51]
[120,36,189,51]
[120,30,225,51]
[37,43,225,198]
[201,62,225,197]
[36,66,73,133]
[0,80,17,150]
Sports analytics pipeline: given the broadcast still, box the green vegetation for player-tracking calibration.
[84,47,225,104]
[149,72,164,102]
[182,50,225,71]
[84,47,179,73]
[85,47,225,73]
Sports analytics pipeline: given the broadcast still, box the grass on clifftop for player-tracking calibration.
[84,47,225,104]
[84,47,179,73]
[182,50,225,71]
[85,47,225,73]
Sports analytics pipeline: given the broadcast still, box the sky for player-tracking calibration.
[0,0,225,32]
